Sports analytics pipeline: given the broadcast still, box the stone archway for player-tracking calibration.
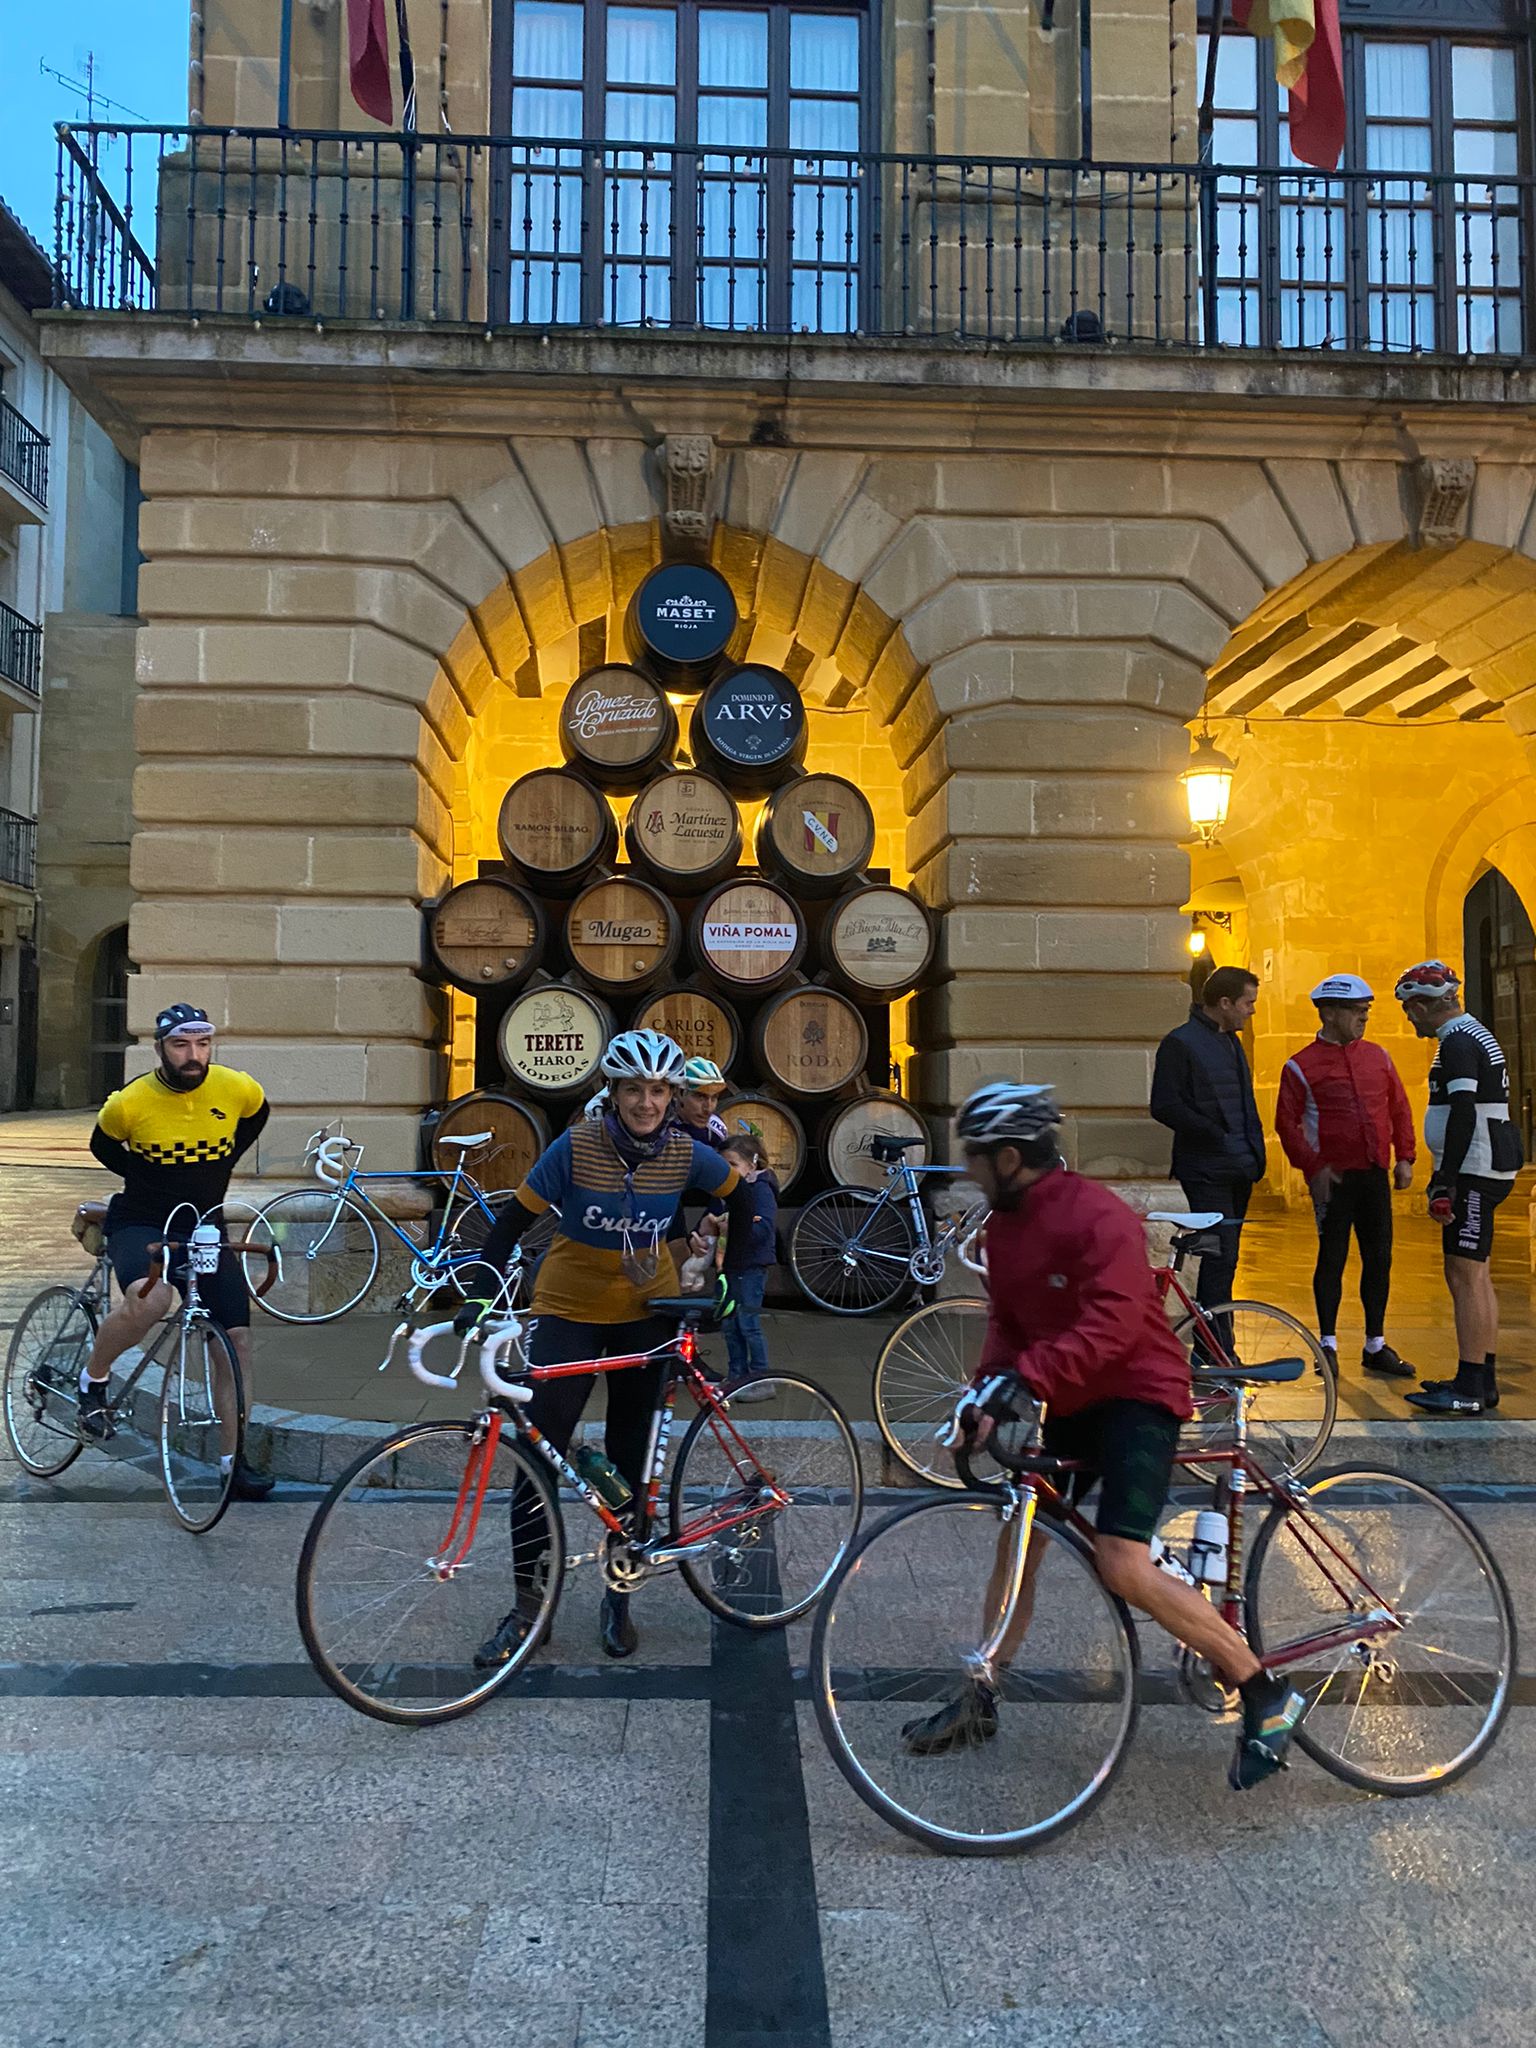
[1196,533,1536,1201]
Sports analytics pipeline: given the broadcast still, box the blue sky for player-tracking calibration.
[0,1,190,249]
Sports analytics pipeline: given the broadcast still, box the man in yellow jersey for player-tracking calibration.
[80,1003,273,1499]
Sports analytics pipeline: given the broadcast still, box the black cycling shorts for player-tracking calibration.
[108,1223,250,1331]
[1443,1175,1512,1264]
[1041,1398,1182,1545]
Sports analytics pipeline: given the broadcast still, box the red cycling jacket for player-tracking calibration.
[977,1169,1193,1422]
[1275,1036,1416,1181]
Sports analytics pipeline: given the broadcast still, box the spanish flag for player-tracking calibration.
[1234,0,1346,171]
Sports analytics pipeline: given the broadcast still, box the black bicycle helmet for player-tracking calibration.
[154,1003,213,1041]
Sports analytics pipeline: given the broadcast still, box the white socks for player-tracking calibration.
[1364,1336,1385,1354]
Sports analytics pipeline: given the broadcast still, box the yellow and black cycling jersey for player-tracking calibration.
[91,1064,269,1228]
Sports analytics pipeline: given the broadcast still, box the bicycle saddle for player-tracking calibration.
[1148,1210,1224,1230]
[1192,1356,1307,1385]
[649,1295,723,1327]
[870,1135,924,1164]
[439,1131,492,1149]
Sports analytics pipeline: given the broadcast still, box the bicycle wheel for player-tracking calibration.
[872,1298,1001,1490]
[244,1190,381,1324]
[3,1286,94,1477]
[297,1420,564,1726]
[1246,1465,1516,1795]
[789,1188,917,1315]
[670,1373,863,1628]
[811,1495,1138,1855]
[1173,1302,1337,1480]
[157,1318,244,1535]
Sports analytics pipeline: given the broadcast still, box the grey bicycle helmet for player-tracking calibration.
[956,1081,1063,1146]
[599,1027,688,1086]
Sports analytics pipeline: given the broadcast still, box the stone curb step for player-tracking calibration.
[237,1401,1536,1490]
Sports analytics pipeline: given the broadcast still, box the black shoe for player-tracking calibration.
[1404,1382,1484,1416]
[229,1457,275,1502]
[1361,1345,1416,1380]
[77,1377,113,1441]
[901,1679,1000,1756]
[1229,1678,1308,1791]
[1419,1370,1499,1410]
[473,1587,550,1669]
[600,1590,638,1660]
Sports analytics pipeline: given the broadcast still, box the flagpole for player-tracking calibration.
[1199,2,1226,162]
[278,0,294,128]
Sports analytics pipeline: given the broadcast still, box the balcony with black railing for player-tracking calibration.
[0,396,48,515]
[0,600,43,702]
[53,123,1535,362]
[0,808,36,893]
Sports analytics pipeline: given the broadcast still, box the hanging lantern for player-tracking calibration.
[1180,733,1236,845]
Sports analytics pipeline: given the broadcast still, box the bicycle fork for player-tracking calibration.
[968,1486,1036,1692]
[428,1412,504,1579]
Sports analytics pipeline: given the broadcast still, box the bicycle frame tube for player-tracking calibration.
[976,1486,1036,1680]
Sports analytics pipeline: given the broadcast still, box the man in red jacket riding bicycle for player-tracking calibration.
[1275,974,1417,1382]
[903,1081,1307,1792]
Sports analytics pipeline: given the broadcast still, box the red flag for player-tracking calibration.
[346,0,394,125]
[1233,0,1345,170]
[1287,0,1344,172]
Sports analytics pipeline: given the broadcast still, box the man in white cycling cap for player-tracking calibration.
[1275,974,1416,1381]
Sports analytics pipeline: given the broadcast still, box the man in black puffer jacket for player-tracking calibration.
[1151,966,1266,1347]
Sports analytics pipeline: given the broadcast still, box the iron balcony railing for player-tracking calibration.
[55,122,1535,359]
[0,809,36,892]
[0,397,48,507]
[0,600,42,698]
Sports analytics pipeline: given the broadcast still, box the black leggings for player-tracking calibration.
[510,1315,669,1582]
[1313,1167,1393,1341]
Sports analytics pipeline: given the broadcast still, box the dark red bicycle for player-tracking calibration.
[813,1362,1515,1855]
[297,1293,862,1724]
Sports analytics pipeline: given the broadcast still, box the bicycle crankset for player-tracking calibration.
[1176,1648,1236,1715]
[601,1531,650,1593]
[908,1244,948,1287]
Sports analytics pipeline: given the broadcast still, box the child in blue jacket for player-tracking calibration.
[709,1135,778,1400]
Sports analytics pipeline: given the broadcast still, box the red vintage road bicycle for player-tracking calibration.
[297,1291,863,1724]
[813,1361,1515,1855]
[873,1210,1338,1489]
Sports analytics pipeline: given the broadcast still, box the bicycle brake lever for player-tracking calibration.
[378,1319,408,1374]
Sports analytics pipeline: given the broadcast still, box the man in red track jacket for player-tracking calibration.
[1276,974,1416,1381]
[900,1080,1307,1794]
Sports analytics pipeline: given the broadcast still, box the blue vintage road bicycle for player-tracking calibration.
[788,1134,989,1315]
[240,1124,547,1326]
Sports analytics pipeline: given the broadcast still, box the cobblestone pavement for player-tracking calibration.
[3,1429,1534,2047]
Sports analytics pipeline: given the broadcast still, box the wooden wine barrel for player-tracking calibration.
[690,878,806,992]
[623,769,741,889]
[626,561,738,690]
[755,772,876,895]
[564,876,680,995]
[822,882,937,1001]
[632,983,741,1072]
[497,981,615,1098]
[752,984,870,1099]
[820,1091,930,1191]
[718,1092,807,1194]
[688,665,807,794]
[429,1091,550,1193]
[559,665,678,791]
[425,878,544,994]
[497,766,616,894]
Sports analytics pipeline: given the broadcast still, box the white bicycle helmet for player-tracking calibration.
[599,1027,688,1086]
[1311,973,1374,1004]
[683,1056,726,1088]
[1393,959,1460,1002]
[956,1081,1063,1146]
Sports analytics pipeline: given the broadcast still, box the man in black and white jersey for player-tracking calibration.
[1395,961,1524,1415]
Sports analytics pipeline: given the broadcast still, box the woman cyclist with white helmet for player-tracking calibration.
[467,1027,754,1661]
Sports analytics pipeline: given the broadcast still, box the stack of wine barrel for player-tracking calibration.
[420,562,938,1208]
